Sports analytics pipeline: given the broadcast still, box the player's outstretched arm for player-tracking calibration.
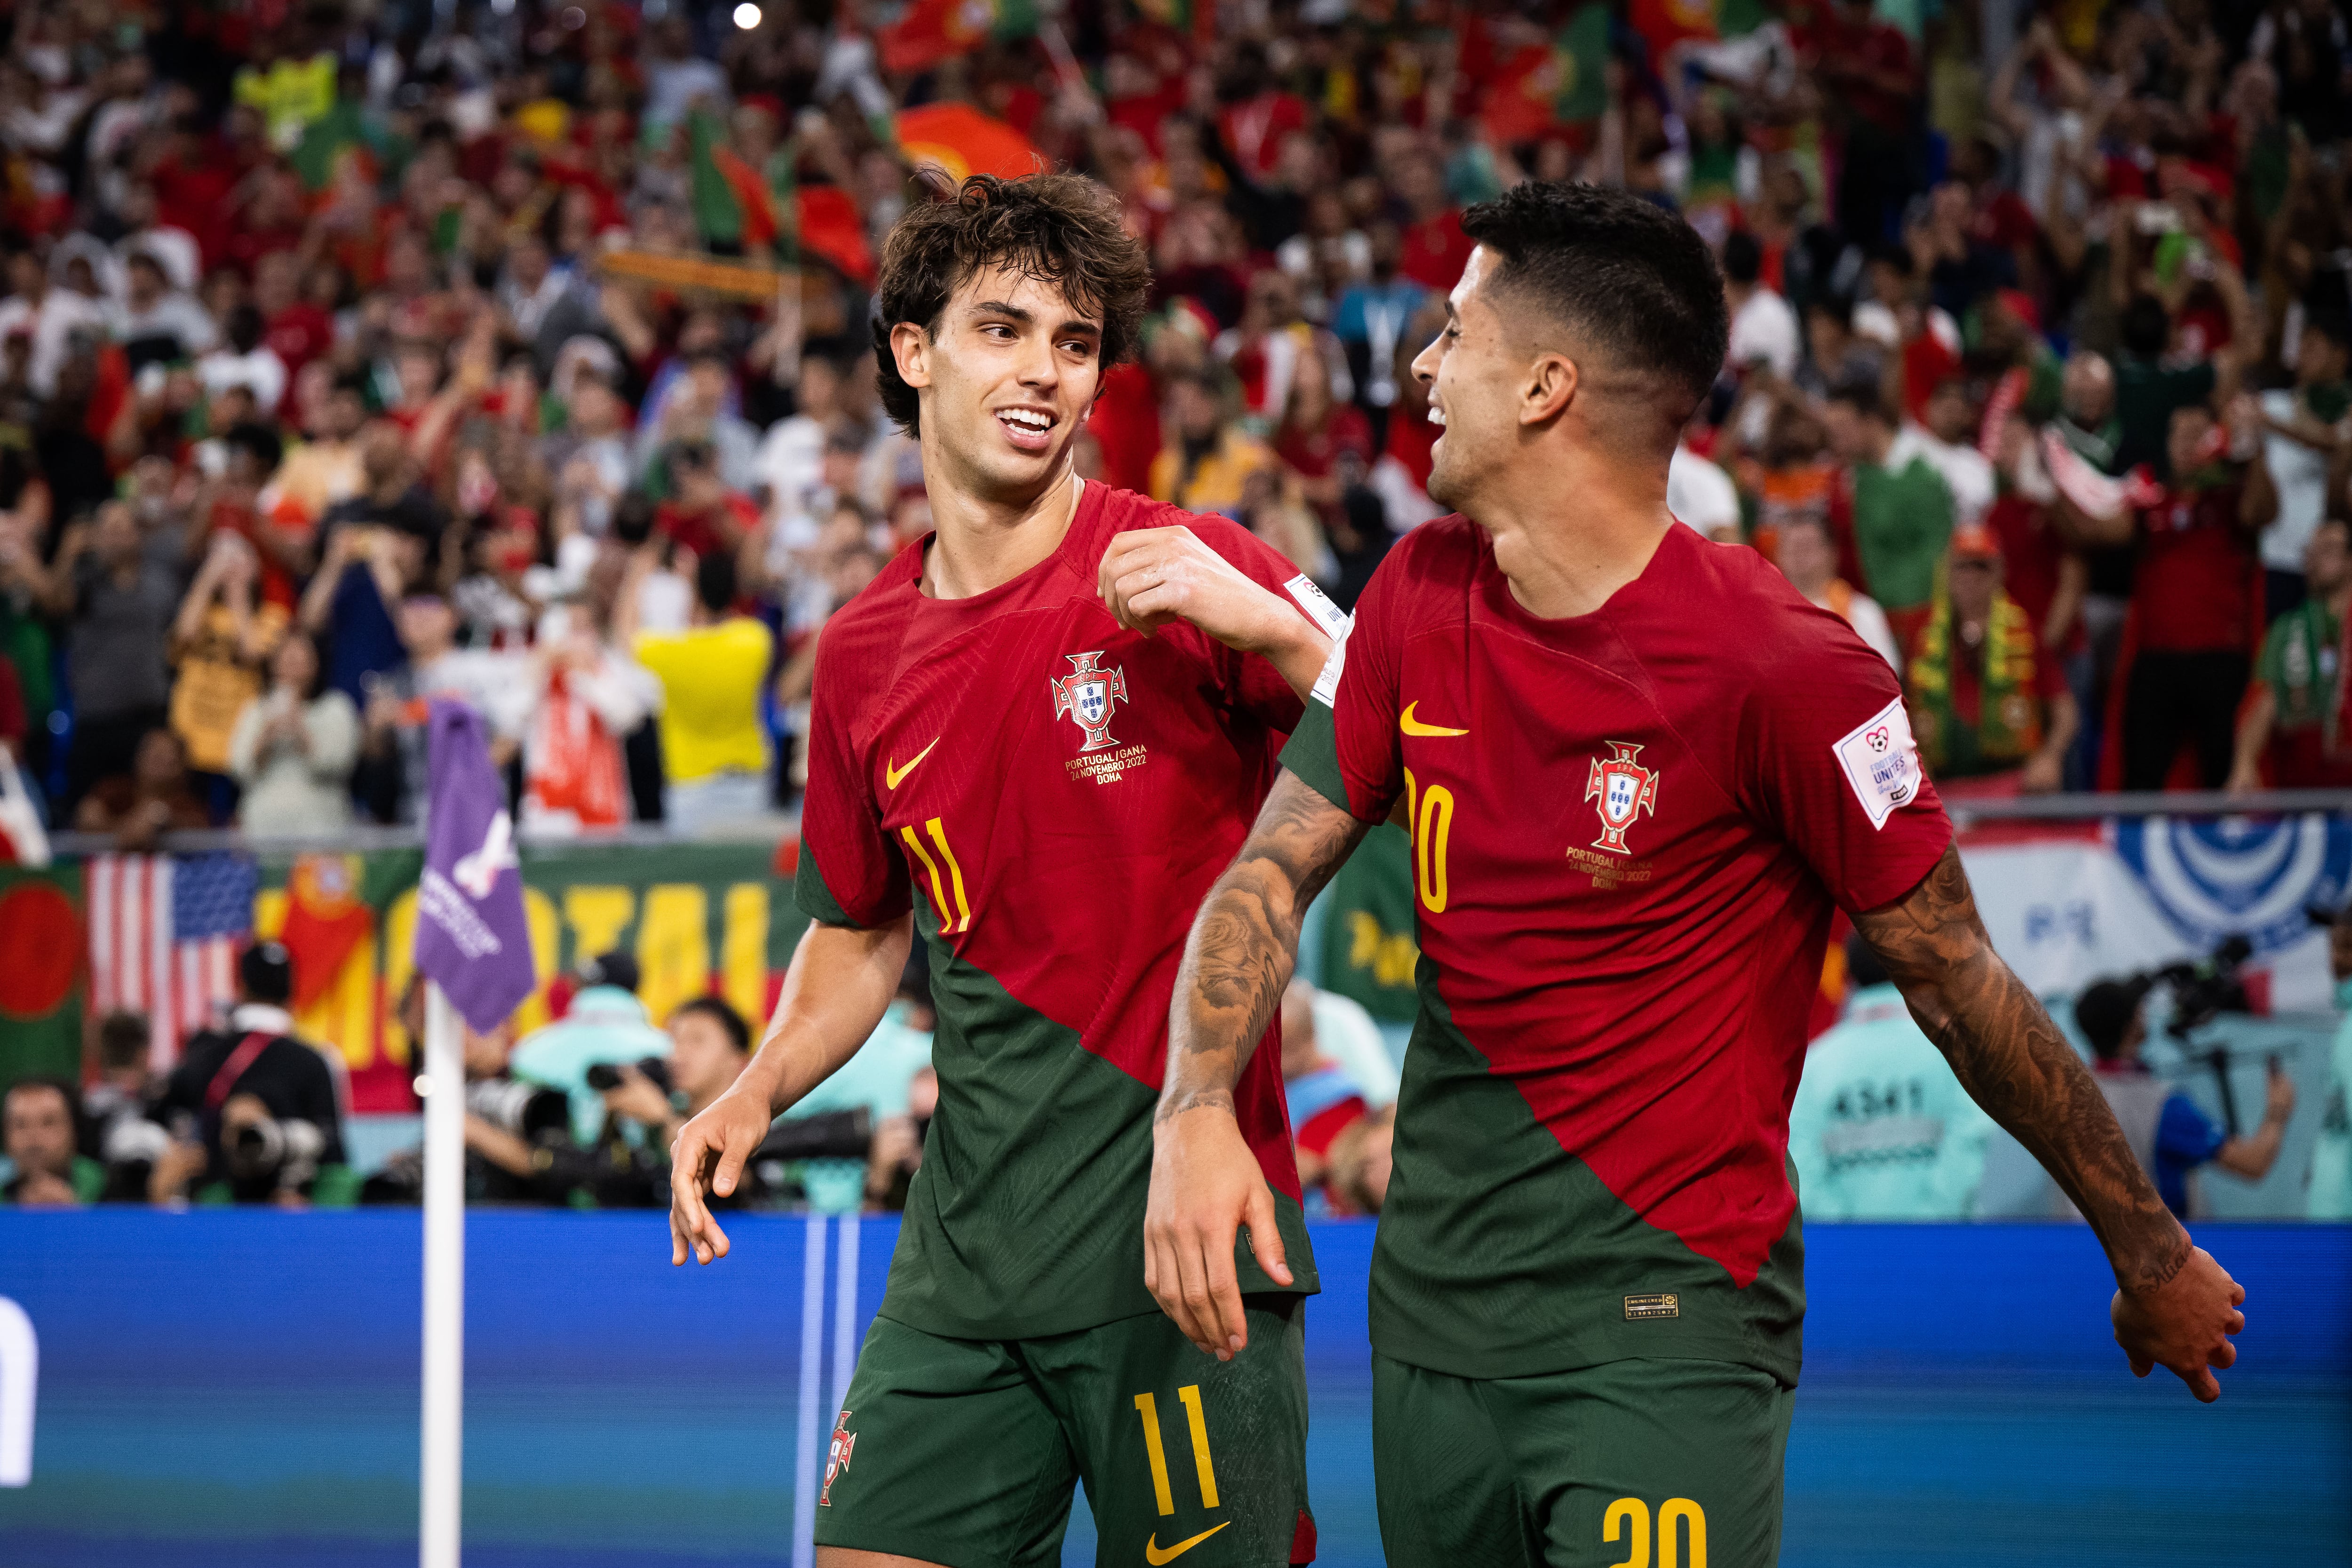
[1853,846,2246,1402]
[669,913,912,1266]
[1149,769,1371,1359]
[1098,525,1334,699]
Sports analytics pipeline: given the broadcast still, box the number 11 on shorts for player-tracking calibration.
[1133,1386,1220,1515]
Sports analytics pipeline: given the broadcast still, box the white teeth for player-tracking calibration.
[1428,408,1447,427]
[1000,409,1052,430]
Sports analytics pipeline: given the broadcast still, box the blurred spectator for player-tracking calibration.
[509,953,675,1146]
[1723,230,1799,382]
[366,980,586,1208]
[74,727,210,848]
[1669,417,1742,543]
[1907,525,2078,793]
[2254,312,2352,619]
[2312,899,2352,1221]
[1281,979,1367,1202]
[151,942,350,1207]
[3,1076,101,1206]
[2233,516,2352,789]
[1824,380,1956,653]
[85,1011,168,1202]
[229,631,360,837]
[1789,936,1993,1219]
[590,996,765,1208]
[1776,515,1900,670]
[170,532,287,807]
[2073,976,2295,1220]
[522,558,663,836]
[625,549,774,832]
[1325,1104,1394,1217]
[1151,369,1276,517]
[44,499,183,814]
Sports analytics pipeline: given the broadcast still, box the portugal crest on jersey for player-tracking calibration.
[1050,650,1129,753]
[1584,741,1659,856]
[819,1409,855,1505]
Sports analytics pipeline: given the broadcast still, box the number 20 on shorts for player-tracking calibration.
[1606,1496,1707,1568]
[1133,1386,1219,1515]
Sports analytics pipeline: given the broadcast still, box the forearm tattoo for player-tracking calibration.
[1854,847,2190,1292]
[1160,772,1370,1123]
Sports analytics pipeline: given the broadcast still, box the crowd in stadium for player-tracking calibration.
[0,0,2340,849]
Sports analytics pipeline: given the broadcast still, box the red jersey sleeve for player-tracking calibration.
[1739,622,1953,915]
[1279,541,1406,824]
[792,629,912,930]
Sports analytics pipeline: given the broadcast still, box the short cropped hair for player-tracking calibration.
[871,174,1151,436]
[1826,378,1893,427]
[1459,182,1729,421]
[671,995,751,1055]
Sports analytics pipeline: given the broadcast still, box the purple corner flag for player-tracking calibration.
[413,700,536,1032]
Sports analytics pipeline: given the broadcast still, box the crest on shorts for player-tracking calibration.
[819,1409,855,1506]
[1050,650,1130,754]
[1583,741,1659,856]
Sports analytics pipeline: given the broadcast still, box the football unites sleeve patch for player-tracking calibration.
[1831,697,1924,830]
[1282,573,1353,641]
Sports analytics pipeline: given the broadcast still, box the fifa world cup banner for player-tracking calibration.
[0,840,810,1109]
[1955,814,2352,1011]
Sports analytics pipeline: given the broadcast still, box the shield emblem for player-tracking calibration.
[1076,679,1107,727]
[1605,771,1639,824]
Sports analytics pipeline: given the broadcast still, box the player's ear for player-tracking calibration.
[1522,352,1577,427]
[890,321,933,392]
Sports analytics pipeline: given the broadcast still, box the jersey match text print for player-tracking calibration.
[1605,1496,1708,1568]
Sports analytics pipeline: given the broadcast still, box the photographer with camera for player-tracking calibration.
[588,996,773,1209]
[151,942,349,1207]
[2074,975,2296,1219]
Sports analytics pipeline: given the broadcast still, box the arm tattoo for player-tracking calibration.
[1160,771,1371,1123]
[1854,846,2191,1293]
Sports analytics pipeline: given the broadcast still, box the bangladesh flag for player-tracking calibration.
[880,0,1041,76]
[0,863,84,1086]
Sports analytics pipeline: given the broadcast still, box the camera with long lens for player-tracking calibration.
[584,1056,675,1095]
[2147,934,2255,1040]
[464,1077,574,1142]
[748,1107,875,1202]
[224,1114,326,1190]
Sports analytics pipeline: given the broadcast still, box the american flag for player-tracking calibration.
[86,852,260,1071]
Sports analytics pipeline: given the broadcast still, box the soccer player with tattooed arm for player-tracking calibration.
[666,173,1350,1568]
[1145,183,2252,1568]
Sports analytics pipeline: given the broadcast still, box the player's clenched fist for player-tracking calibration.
[1145,1103,1294,1361]
[669,1080,776,1266]
[2111,1243,2247,1403]
[1099,525,1295,652]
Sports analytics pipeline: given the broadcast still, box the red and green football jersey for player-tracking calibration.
[1285,518,1952,1385]
[795,481,1330,1339]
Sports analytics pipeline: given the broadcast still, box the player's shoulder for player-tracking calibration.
[1085,483,1281,570]
[809,537,926,679]
[1648,526,1886,675]
[1356,514,1485,621]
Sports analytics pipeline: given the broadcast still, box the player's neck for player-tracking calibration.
[919,460,1083,601]
[1484,456,1674,622]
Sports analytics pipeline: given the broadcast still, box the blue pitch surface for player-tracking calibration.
[0,1213,2344,1566]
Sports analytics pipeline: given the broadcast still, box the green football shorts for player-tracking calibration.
[813,1297,1315,1568]
[1372,1353,1793,1568]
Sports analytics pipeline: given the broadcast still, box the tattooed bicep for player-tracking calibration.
[1851,845,1984,976]
[1241,770,1373,903]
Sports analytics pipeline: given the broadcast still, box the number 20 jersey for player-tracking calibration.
[794,480,1327,1340]
[1284,517,1953,1386]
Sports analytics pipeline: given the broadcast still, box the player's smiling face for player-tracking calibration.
[1410,245,1510,515]
[896,263,1104,503]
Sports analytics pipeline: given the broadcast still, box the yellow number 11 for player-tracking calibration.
[898,818,973,933]
[1133,1385,1220,1516]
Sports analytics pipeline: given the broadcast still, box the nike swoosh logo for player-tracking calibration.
[1398,701,1468,737]
[884,738,939,789]
[1144,1522,1231,1565]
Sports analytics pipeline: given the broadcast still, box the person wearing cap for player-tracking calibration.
[150,941,350,1205]
[2072,976,2295,1220]
[2309,902,2352,1220]
[1907,522,2078,790]
[1789,934,1996,1218]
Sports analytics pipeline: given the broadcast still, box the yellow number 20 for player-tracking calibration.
[1402,768,1453,915]
[1605,1497,1707,1568]
[1133,1385,1220,1517]
[898,818,973,933]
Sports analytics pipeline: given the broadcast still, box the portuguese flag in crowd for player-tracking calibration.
[1480,4,1613,146]
[688,111,785,253]
[895,103,1048,185]
[880,0,1042,76]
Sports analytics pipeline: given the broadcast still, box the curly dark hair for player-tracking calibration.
[870,173,1150,436]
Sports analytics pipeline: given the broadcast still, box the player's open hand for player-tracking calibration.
[2110,1243,2245,1402]
[669,1081,775,1266]
[1099,526,1288,653]
[1145,1104,1293,1361]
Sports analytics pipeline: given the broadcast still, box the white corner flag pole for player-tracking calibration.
[421,982,465,1568]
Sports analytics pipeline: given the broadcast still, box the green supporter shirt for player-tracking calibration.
[2114,357,2217,479]
[2257,598,2342,729]
[2310,981,2352,1221]
[1787,985,1994,1219]
[1851,455,1955,613]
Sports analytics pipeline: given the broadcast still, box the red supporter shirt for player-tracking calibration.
[1399,210,1476,293]
[793,480,1339,1337]
[1984,493,2068,648]
[2132,484,2256,653]
[1284,519,1951,1381]
[655,492,760,564]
